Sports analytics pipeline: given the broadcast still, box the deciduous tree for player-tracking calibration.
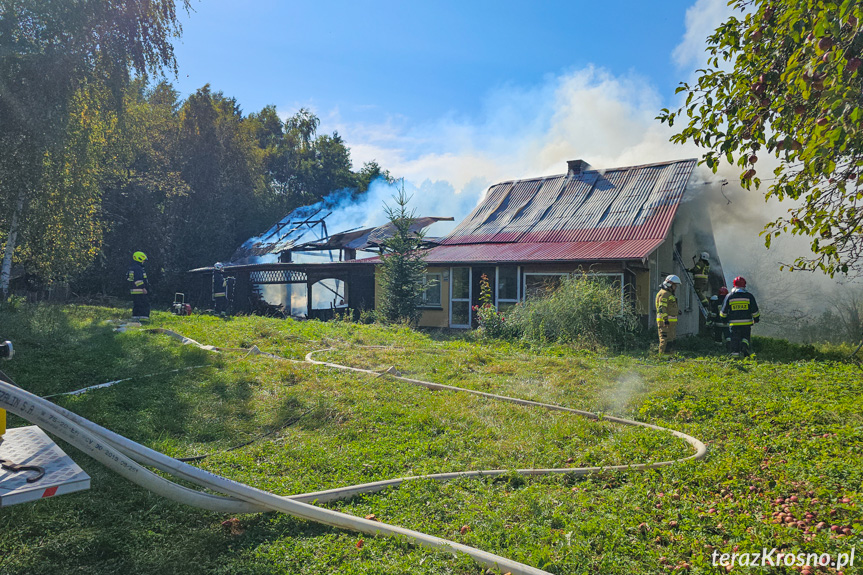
[0,0,188,296]
[659,1,863,276]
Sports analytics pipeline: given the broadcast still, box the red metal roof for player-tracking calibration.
[438,158,697,261]
[422,239,667,263]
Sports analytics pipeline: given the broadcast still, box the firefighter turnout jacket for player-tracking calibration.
[709,297,728,327]
[690,258,710,283]
[213,271,227,298]
[719,288,760,326]
[655,288,679,325]
[127,261,149,295]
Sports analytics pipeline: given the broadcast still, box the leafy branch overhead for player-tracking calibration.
[658,0,863,276]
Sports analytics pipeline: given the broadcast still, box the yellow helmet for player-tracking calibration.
[133,251,147,263]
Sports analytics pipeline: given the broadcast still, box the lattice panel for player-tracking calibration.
[250,269,308,284]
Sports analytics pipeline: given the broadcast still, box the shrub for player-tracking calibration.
[505,274,639,349]
[474,274,516,339]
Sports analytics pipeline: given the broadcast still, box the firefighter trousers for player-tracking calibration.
[132,294,150,319]
[729,325,752,357]
[658,322,677,354]
[712,324,731,350]
[214,295,228,314]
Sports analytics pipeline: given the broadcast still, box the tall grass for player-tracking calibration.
[506,274,640,349]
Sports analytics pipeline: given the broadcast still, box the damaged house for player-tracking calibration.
[190,158,724,335]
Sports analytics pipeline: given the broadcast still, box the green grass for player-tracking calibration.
[0,304,861,574]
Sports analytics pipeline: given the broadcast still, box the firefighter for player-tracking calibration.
[127,251,150,320]
[719,276,759,358]
[689,251,711,308]
[708,294,720,333]
[714,286,731,350]
[655,274,681,354]
[212,262,228,315]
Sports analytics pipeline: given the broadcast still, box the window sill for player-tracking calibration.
[418,305,444,310]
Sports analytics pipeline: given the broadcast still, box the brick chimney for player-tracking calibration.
[567,159,592,176]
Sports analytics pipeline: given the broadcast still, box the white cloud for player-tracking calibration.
[672,0,736,70]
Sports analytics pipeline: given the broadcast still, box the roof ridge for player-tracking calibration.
[491,157,697,186]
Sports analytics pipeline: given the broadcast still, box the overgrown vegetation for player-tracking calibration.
[0,304,860,574]
[503,274,640,349]
[474,274,513,339]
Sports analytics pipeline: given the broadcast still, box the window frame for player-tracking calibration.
[420,272,443,309]
[495,266,521,310]
[449,266,472,328]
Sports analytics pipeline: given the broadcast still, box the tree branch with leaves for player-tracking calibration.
[659,0,863,276]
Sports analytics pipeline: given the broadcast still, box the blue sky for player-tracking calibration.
[173,0,695,125]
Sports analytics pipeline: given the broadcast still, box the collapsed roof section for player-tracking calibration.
[299,217,453,252]
[231,202,453,263]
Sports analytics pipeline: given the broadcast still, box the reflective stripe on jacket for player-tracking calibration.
[655,288,679,324]
[127,262,149,295]
[719,288,760,326]
[690,259,710,280]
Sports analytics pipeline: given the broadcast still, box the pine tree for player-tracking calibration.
[377,184,427,325]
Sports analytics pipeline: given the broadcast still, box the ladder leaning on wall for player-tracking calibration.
[672,248,709,319]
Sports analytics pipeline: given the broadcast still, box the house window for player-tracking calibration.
[496,266,519,313]
[421,273,442,307]
[523,273,568,299]
[450,267,471,327]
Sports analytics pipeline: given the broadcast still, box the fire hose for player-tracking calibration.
[0,328,707,575]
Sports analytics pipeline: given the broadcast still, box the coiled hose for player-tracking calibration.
[0,328,707,575]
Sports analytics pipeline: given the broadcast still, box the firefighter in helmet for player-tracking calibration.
[719,276,760,357]
[713,286,731,350]
[655,274,681,354]
[212,262,228,315]
[127,251,150,320]
[689,251,711,309]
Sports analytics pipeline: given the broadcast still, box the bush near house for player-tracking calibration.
[504,274,640,349]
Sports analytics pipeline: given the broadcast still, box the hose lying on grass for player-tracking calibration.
[0,327,708,575]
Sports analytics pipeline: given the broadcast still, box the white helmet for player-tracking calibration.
[214,262,224,271]
[664,274,681,285]
[701,251,710,260]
